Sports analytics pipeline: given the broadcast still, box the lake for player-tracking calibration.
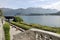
[21,15,60,27]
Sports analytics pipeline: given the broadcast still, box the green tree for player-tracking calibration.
[13,16,23,22]
[0,9,3,17]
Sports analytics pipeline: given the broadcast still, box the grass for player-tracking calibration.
[30,24,60,34]
[10,21,60,34]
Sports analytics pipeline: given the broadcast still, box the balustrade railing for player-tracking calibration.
[13,28,60,40]
[30,28,60,40]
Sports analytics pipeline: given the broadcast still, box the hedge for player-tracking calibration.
[30,24,60,34]
[11,22,31,30]
[10,22,60,34]
[3,22,10,40]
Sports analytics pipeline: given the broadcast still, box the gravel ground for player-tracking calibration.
[0,19,5,40]
[10,26,22,40]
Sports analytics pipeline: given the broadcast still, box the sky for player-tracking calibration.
[0,0,60,10]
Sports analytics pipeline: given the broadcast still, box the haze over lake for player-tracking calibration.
[21,15,60,27]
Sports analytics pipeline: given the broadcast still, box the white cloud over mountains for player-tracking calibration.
[39,1,60,10]
[0,0,60,10]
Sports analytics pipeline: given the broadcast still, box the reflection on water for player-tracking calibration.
[21,15,60,27]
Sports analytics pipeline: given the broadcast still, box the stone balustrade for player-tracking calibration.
[30,28,60,40]
[13,28,60,40]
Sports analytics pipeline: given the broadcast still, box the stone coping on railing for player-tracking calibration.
[13,28,60,40]
[30,28,60,39]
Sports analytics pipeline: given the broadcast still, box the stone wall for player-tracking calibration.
[13,28,60,40]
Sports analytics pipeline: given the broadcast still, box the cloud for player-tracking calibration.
[50,2,60,10]
[31,0,46,2]
[0,0,60,10]
[28,0,48,3]
[39,1,60,10]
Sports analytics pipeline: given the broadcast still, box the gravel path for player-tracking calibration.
[0,19,5,40]
[0,18,23,40]
[10,26,22,40]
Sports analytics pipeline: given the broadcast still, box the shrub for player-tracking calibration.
[13,16,23,22]
[3,22,10,40]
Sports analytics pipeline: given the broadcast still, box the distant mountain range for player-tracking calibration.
[0,7,59,16]
[49,11,60,15]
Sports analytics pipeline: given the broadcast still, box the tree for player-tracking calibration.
[0,9,3,17]
[13,16,23,22]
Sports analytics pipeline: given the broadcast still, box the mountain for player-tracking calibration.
[0,7,59,16]
[49,11,60,15]
[1,8,17,16]
[22,7,58,14]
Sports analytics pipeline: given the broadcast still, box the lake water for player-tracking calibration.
[21,15,60,27]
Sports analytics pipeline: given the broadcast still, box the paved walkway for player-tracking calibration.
[0,18,5,40]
